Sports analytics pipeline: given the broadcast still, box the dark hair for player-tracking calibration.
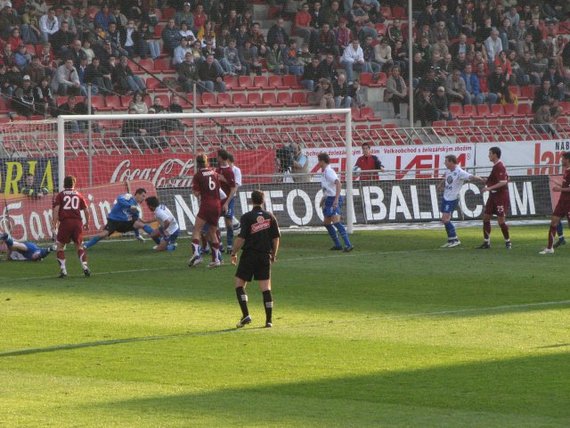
[227,153,234,163]
[489,146,501,158]
[361,143,370,149]
[318,153,330,164]
[145,196,159,209]
[217,149,230,161]
[135,188,147,195]
[63,175,76,189]
[251,190,264,205]
[196,154,208,167]
[445,154,458,164]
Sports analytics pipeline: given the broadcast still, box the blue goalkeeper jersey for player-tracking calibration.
[108,193,140,222]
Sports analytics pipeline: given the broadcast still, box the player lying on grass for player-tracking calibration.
[143,196,180,252]
[84,188,153,249]
[0,233,56,261]
[438,155,484,248]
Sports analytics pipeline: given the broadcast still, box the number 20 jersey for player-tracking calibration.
[53,189,88,221]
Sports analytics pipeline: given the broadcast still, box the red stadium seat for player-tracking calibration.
[520,85,536,100]
[291,92,308,105]
[154,58,175,73]
[459,104,476,118]
[237,75,252,90]
[201,92,216,107]
[90,95,109,111]
[490,104,504,117]
[224,75,238,91]
[216,93,232,108]
[502,103,516,117]
[283,74,302,89]
[105,95,123,111]
[516,103,532,117]
[276,92,294,106]
[268,75,286,89]
[247,93,262,106]
[476,104,491,117]
[449,104,463,117]
[232,93,247,106]
[252,75,268,89]
[262,92,278,107]
[392,6,406,18]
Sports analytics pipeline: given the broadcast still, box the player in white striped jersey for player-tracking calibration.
[224,152,242,253]
[438,155,483,247]
[144,196,180,251]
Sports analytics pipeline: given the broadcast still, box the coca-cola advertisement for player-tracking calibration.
[0,180,155,242]
[66,150,276,188]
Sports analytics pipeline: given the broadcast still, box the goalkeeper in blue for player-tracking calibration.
[317,153,353,252]
[438,155,483,247]
[144,196,180,251]
[84,188,153,249]
[1,233,55,261]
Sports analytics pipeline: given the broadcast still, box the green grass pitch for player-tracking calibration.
[1,225,569,427]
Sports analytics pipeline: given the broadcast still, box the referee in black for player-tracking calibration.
[231,190,281,328]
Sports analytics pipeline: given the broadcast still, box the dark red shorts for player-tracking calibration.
[197,201,222,227]
[553,198,570,218]
[484,193,509,217]
[57,219,84,245]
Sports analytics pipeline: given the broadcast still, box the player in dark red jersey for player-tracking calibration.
[188,154,224,268]
[51,175,91,278]
[540,152,570,254]
[216,149,237,252]
[477,146,512,249]
[354,143,384,181]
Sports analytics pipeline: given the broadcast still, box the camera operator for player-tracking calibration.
[291,143,310,183]
[276,143,310,183]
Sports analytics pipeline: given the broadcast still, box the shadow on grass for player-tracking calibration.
[93,352,570,424]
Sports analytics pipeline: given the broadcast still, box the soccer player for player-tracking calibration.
[540,152,570,254]
[144,196,180,252]
[478,147,512,250]
[439,155,483,247]
[231,190,280,329]
[51,175,91,278]
[318,152,353,252]
[0,233,55,261]
[83,188,150,249]
[354,143,384,181]
[188,154,223,268]
[216,149,237,253]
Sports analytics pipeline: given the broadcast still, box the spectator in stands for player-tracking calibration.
[335,17,352,55]
[175,2,194,28]
[316,22,337,55]
[25,55,45,85]
[178,51,198,92]
[128,91,148,114]
[0,63,13,96]
[75,7,93,42]
[67,39,87,69]
[21,173,48,198]
[193,3,208,35]
[21,5,42,44]
[532,105,558,136]
[284,39,304,76]
[411,52,428,88]
[291,142,310,183]
[110,5,127,29]
[113,55,146,94]
[561,68,570,101]
[317,52,337,82]
[8,27,23,52]
[294,3,313,46]
[201,37,217,59]
[451,33,474,58]
[446,68,471,105]
[198,53,225,93]
[81,39,95,64]
[315,77,334,108]
[85,57,113,95]
[415,86,438,126]
[508,50,530,86]
[266,42,287,75]
[301,56,320,91]
[162,18,182,56]
[52,58,81,96]
[387,18,403,44]
[77,57,89,95]
[267,17,289,48]
[106,22,125,57]
[121,20,139,58]
[59,7,76,35]
[39,8,59,43]
[14,45,31,72]
[373,37,392,72]
[139,23,161,59]
[51,20,74,58]
[462,63,484,105]
[484,29,503,65]
[179,21,196,43]
[341,38,369,84]
[476,61,498,105]
[321,0,341,28]
[494,50,513,83]
[249,22,267,51]
[385,66,407,119]
[57,94,88,132]
[488,64,511,104]
[33,75,55,117]
[220,38,243,75]
[432,86,453,121]
[94,4,112,32]
[173,37,192,68]
[198,20,216,47]
[239,39,262,76]
[532,79,562,114]
[166,94,184,131]
[333,73,351,108]
[150,96,166,114]
[121,107,147,143]
[13,75,35,117]
[362,35,379,73]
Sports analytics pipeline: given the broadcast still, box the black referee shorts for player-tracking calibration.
[104,219,136,234]
[236,250,271,282]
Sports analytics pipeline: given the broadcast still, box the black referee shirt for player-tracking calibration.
[238,206,281,254]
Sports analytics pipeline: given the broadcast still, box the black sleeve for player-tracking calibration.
[373,155,383,170]
[238,214,250,239]
[269,214,281,239]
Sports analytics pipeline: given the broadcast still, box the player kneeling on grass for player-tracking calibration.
[0,233,55,261]
[52,175,91,278]
[540,152,570,254]
[438,155,483,248]
[84,188,151,249]
[144,196,180,251]
[231,190,281,329]
[317,152,353,252]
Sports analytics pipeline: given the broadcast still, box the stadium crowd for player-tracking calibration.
[0,0,568,125]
